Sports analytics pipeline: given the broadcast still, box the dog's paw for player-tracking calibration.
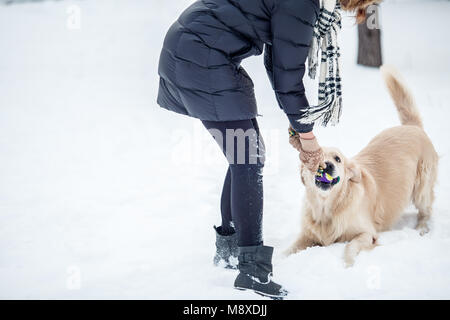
[343,246,357,268]
[416,222,430,236]
[344,256,355,268]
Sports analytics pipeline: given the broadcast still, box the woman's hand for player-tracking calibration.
[288,127,325,172]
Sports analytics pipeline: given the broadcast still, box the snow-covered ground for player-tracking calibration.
[0,0,449,299]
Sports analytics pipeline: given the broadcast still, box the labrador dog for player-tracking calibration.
[286,66,438,267]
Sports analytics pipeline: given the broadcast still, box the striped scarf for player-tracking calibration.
[299,0,342,127]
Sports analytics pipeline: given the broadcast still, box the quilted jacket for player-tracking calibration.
[157,0,320,133]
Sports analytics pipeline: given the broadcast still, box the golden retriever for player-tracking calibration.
[286,66,438,267]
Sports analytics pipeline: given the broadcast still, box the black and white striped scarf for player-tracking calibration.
[299,0,342,127]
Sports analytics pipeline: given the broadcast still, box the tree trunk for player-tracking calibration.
[357,6,382,68]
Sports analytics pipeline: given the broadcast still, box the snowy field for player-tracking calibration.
[1,0,450,299]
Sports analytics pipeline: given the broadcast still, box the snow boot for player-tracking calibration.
[234,245,288,300]
[213,226,238,269]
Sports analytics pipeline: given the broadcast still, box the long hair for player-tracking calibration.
[339,0,382,23]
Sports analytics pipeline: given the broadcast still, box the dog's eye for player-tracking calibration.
[334,156,341,163]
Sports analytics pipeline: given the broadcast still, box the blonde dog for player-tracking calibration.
[286,66,438,267]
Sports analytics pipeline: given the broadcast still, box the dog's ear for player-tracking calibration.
[346,161,362,183]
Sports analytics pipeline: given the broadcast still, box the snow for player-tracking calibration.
[0,0,449,299]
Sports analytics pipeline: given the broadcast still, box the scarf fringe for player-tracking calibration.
[298,95,342,126]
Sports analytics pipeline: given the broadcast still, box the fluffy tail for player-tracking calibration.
[381,65,423,128]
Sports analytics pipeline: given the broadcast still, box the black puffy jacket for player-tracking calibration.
[157,0,319,133]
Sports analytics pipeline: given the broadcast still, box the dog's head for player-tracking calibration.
[301,147,361,195]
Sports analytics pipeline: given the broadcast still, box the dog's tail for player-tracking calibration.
[381,65,423,128]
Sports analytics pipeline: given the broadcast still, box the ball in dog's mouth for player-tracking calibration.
[315,165,340,191]
[315,179,334,191]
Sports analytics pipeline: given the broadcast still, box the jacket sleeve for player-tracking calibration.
[265,0,319,133]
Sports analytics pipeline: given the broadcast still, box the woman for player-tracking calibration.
[157,0,375,299]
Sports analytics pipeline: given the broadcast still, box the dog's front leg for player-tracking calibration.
[344,233,377,267]
[284,232,317,256]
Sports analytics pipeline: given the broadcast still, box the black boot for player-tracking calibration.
[234,245,288,299]
[213,226,238,269]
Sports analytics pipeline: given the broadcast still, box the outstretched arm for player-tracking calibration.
[264,0,319,133]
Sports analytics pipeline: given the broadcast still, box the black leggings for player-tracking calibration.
[202,118,265,247]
